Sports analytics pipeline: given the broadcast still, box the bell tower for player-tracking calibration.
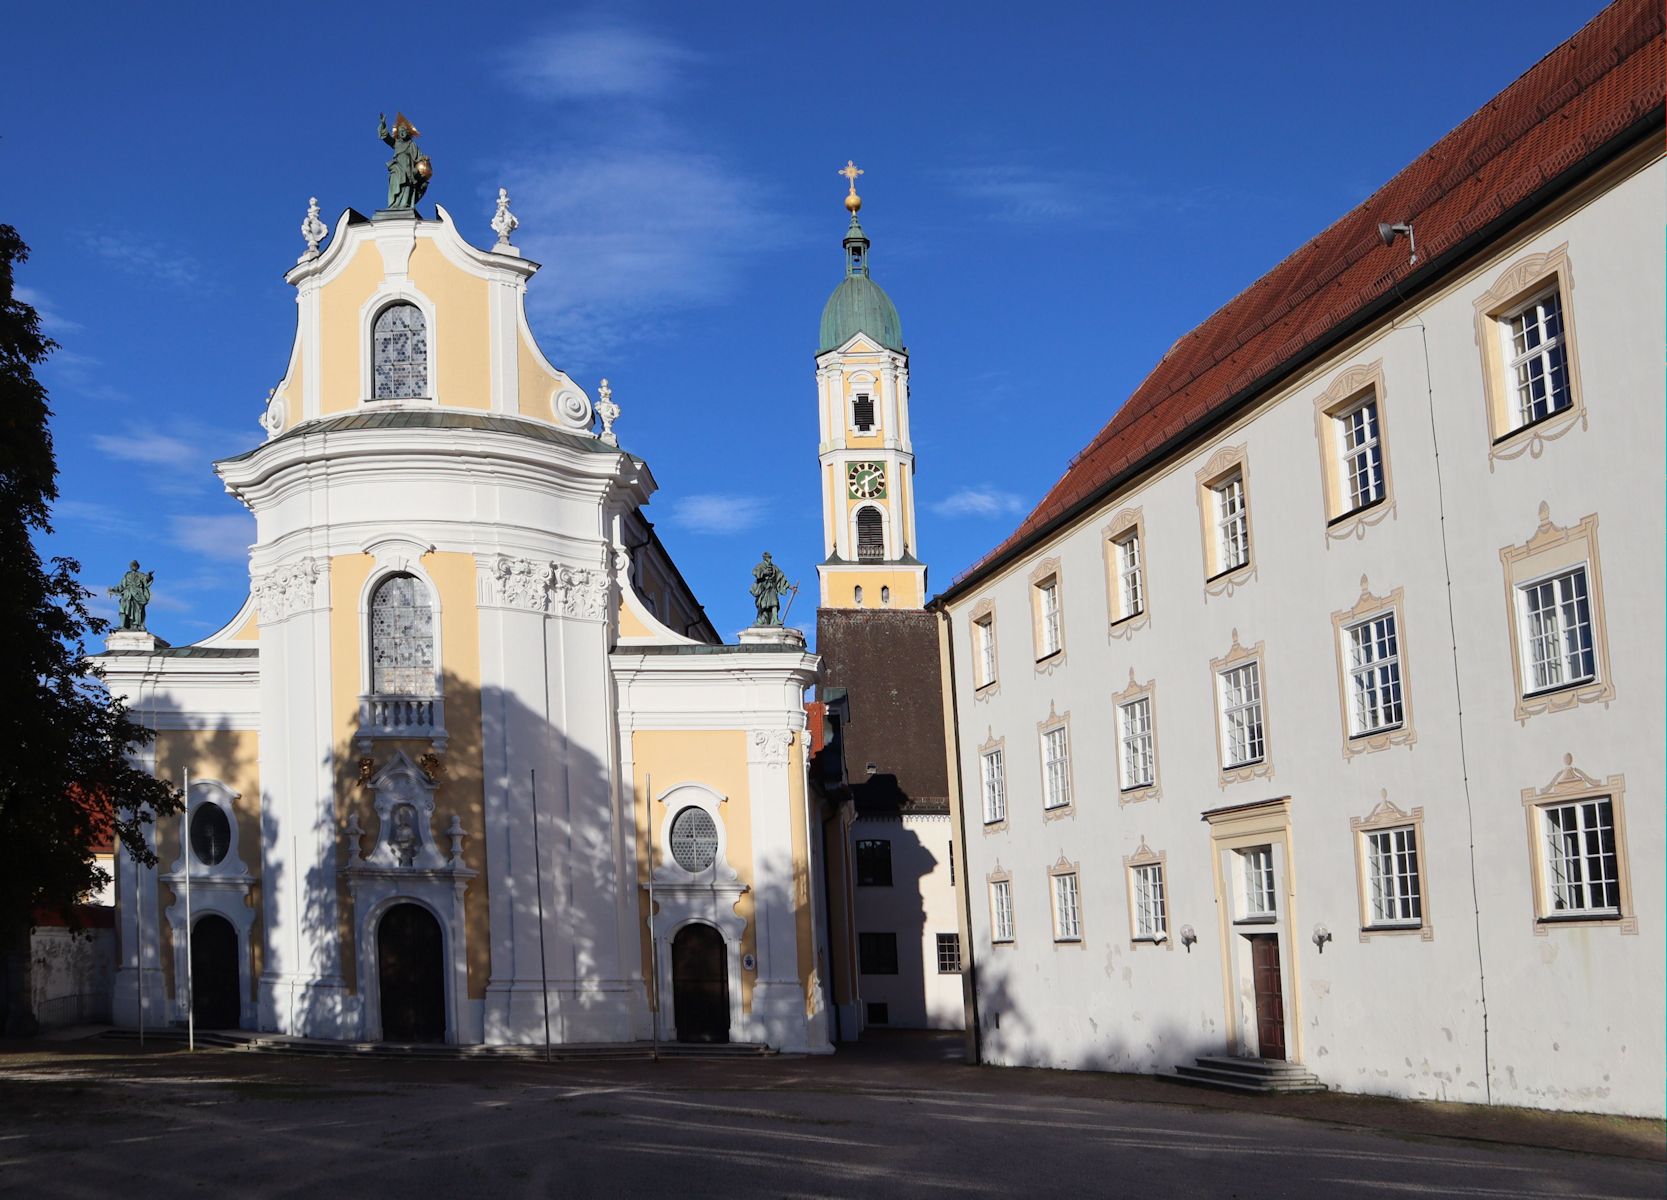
[815,163,926,610]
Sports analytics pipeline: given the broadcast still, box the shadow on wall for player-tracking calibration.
[850,784,935,1032]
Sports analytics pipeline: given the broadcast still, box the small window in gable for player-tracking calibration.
[373,303,427,400]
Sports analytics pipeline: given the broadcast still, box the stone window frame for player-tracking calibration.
[1195,444,1257,599]
[1472,243,1587,469]
[360,289,439,406]
[844,369,880,438]
[1029,556,1068,672]
[970,597,1000,698]
[977,727,1008,833]
[1047,856,1085,947]
[1102,506,1150,639]
[1499,504,1614,723]
[1209,630,1273,789]
[1122,838,1171,951]
[1312,359,1396,545]
[1520,754,1636,936]
[1111,668,1162,806]
[987,866,1016,947]
[1350,793,1432,942]
[1036,703,1075,821]
[1330,575,1416,759]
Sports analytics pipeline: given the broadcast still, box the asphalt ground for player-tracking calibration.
[0,1033,1660,1199]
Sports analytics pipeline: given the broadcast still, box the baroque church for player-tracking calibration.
[99,155,843,1051]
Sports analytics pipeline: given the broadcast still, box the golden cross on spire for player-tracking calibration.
[839,160,864,213]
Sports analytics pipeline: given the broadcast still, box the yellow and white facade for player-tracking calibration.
[99,199,832,1052]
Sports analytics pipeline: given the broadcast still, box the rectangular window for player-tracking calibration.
[1052,871,1081,942]
[1212,473,1249,573]
[1519,567,1595,694]
[1241,846,1275,918]
[852,393,875,432]
[936,932,963,974]
[866,1001,889,1025]
[1115,531,1144,618]
[980,748,1006,824]
[855,839,893,887]
[1542,798,1620,917]
[1038,579,1061,656]
[1132,862,1167,940]
[1218,662,1265,767]
[1042,727,1071,810]
[858,931,899,975]
[1117,697,1154,790]
[1345,612,1403,735]
[990,880,1014,943]
[974,616,997,687]
[1335,396,1385,513]
[1365,826,1422,926]
[1506,290,1570,429]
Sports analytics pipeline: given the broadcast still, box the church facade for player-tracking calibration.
[99,189,831,1051]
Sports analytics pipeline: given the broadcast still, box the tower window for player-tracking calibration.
[370,573,435,695]
[373,302,427,399]
[856,506,884,562]
[852,393,875,432]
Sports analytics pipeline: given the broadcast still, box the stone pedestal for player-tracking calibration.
[105,630,169,652]
[737,626,806,648]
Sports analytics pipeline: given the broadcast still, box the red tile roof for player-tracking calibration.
[949,0,1663,595]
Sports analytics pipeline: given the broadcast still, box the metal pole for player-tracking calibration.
[530,769,552,1064]
[136,816,145,1049]
[183,770,194,1051]
[646,773,659,1062]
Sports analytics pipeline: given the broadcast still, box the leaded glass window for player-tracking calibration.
[669,806,719,872]
[373,303,428,399]
[370,574,434,695]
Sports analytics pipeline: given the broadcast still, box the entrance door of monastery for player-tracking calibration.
[1247,933,1286,1060]
[671,923,730,1044]
[190,913,241,1029]
[378,903,445,1043]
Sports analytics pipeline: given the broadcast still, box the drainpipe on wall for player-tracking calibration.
[933,605,981,1064]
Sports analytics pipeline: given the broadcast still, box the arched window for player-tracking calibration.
[854,586,864,606]
[855,506,884,562]
[881,586,891,606]
[373,303,427,399]
[370,574,434,695]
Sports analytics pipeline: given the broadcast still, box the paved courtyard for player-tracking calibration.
[0,1034,1660,1199]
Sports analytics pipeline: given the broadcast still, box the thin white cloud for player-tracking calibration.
[40,349,127,404]
[84,233,205,289]
[931,487,1026,518]
[171,514,253,562]
[944,165,1097,224]
[502,24,700,101]
[13,285,84,335]
[52,497,140,536]
[665,493,767,535]
[90,424,241,492]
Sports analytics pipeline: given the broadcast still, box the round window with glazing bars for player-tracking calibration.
[669,806,718,872]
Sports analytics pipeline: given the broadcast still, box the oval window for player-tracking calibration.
[190,803,232,867]
[669,807,718,872]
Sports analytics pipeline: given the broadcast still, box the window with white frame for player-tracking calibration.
[1114,530,1144,619]
[370,573,434,695]
[1518,567,1595,694]
[936,932,963,974]
[1241,846,1275,918]
[855,506,885,562]
[1212,473,1249,573]
[980,748,1006,825]
[852,392,875,432]
[1117,697,1154,790]
[1132,862,1167,940]
[1041,726,1071,810]
[990,879,1014,943]
[372,302,427,399]
[1335,395,1385,513]
[1218,662,1265,767]
[1037,578,1062,657]
[1345,611,1403,735]
[1051,871,1081,941]
[1365,826,1422,926]
[974,615,997,687]
[1505,289,1571,430]
[1540,798,1620,917]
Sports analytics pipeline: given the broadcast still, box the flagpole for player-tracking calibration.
[646,772,659,1063]
[136,818,146,1049]
[530,769,552,1064]
[182,769,194,1052]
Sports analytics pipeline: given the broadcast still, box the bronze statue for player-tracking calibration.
[378,112,431,210]
[109,560,154,631]
[750,552,791,627]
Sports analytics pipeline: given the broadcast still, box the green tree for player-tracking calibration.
[0,225,179,1035]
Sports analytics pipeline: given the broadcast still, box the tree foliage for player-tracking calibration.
[0,225,180,985]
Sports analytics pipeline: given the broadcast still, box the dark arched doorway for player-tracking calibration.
[378,903,446,1043]
[671,923,729,1044]
[190,914,241,1029]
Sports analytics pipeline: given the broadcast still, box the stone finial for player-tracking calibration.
[491,187,520,246]
[300,197,328,262]
[345,808,366,864]
[445,814,467,865]
[596,378,620,445]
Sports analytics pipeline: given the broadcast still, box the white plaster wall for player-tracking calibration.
[31,927,115,1027]
[948,154,1664,1116]
[850,813,965,1030]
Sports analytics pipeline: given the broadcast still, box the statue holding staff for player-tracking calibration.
[750,552,791,627]
[109,560,154,631]
[378,112,432,210]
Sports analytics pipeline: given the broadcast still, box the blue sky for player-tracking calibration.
[4,1,1607,641]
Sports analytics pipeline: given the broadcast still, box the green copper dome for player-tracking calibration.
[818,214,904,354]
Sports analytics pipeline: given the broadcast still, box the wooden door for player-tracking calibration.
[378,903,446,1043]
[190,914,241,1029]
[1248,933,1286,1060]
[672,924,730,1044]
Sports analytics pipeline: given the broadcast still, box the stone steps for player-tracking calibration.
[99,1028,774,1062]
[1172,1055,1327,1094]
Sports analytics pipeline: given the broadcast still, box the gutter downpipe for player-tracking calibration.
[932,604,981,1064]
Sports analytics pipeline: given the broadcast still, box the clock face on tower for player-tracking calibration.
[847,462,887,499]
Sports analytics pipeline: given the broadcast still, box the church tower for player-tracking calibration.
[815,163,925,610]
